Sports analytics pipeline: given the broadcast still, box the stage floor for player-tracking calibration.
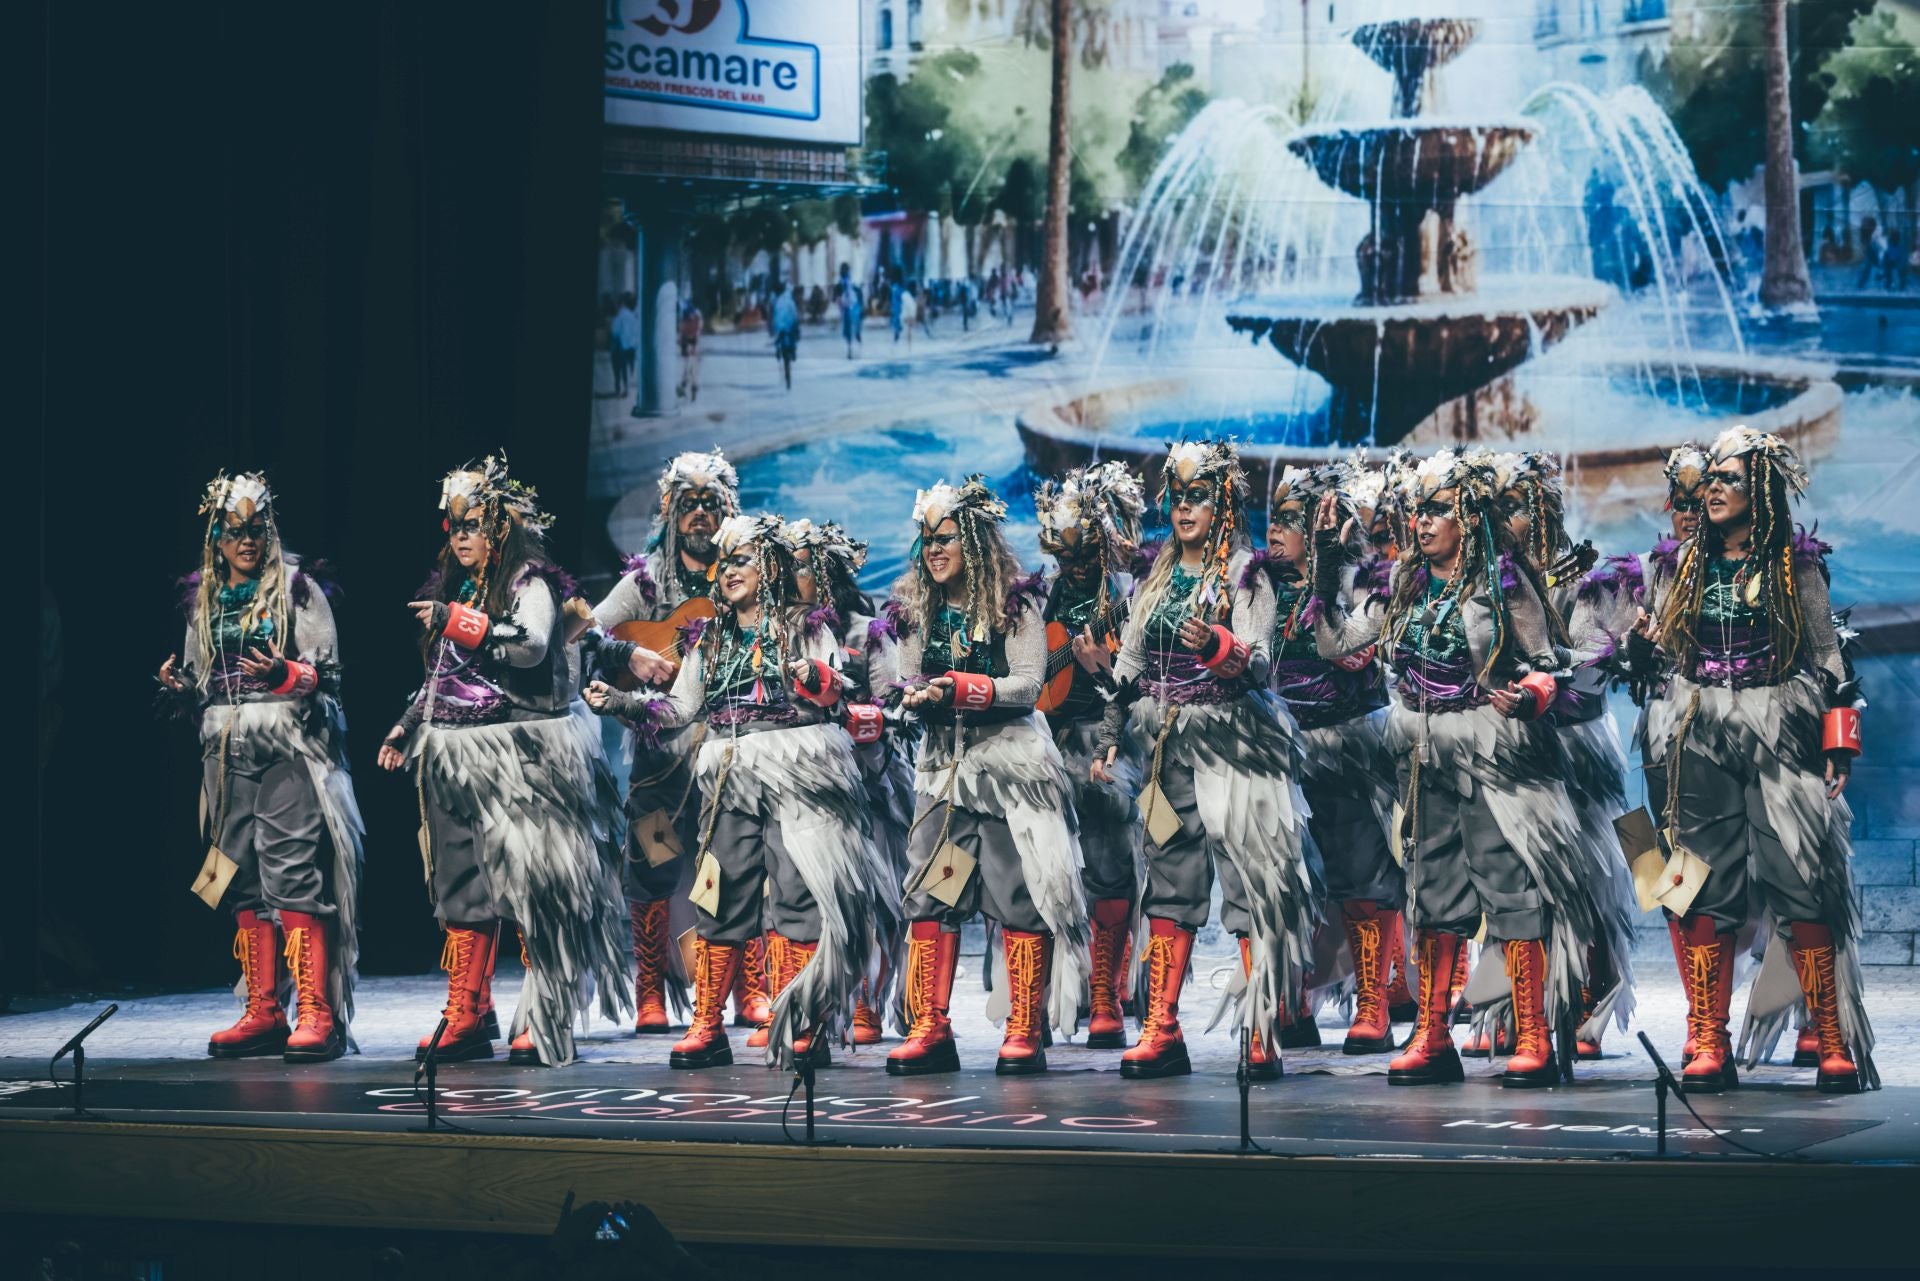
[4,957,1917,1163]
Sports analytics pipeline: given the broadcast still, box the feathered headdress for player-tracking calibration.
[648,448,741,557]
[200,471,276,537]
[1663,443,1709,500]
[1270,461,1350,527]
[1036,460,1147,574]
[912,475,1008,531]
[439,453,553,536]
[191,470,290,692]
[1710,425,1808,496]
[1492,451,1567,569]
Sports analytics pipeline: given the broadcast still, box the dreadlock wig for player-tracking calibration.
[191,472,292,691]
[1135,439,1250,626]
[650,447,740,563]
[1493,451,1570,573]
[781,517,871,623]
[892,476,1023,641]
[1657,426,1813,683]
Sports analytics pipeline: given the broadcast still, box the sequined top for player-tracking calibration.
[207,579,276,697]
[1269,573,1385,728]
[1688,554,1778,689]
[1390,574,1483,711]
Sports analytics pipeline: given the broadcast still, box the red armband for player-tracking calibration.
[1332,644,1376,673]
[946,670,995,711]
[1516,672,1557,721]
[444,603,490,649]
[1200,625,1249,679]
[1823,707,1862,757]
[792,659,841,708]
[844,702,884,744]
[270,659,318,697]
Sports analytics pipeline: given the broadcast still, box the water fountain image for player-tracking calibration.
[1017,15,1840,514]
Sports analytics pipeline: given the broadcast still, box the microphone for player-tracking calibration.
[53,1004,118,1063]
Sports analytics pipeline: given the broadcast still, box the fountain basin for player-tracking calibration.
[1286,119,1538,208]
[1014,354,1841,524]
[1227,277,1612,444]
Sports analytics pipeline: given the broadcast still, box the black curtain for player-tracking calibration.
[26,0,605,995]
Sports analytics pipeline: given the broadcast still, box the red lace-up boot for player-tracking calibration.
[280,911,343,1063]
[1789,921,1863,1095]
[207,910,288,1058]
[1677,914,1738,1092]
[746,933,788,1049]
[416,924,498,1063]
[1085,898,1131,1049]
[1341,901,1396,1055]
[1500,939,1560,1088]
[997,930,1052,1075]
[1120,919,1195,1080]
[1449,938,1472,1025]
[1238,935,1283,1080]
[669,937,741,1069]
[887,921,961,1075]
[850,979,884,1046]
[1665,914,1695,1063]
[776,936,828,1062]
[1390,930,1466,1085]
[630,899,673,1034]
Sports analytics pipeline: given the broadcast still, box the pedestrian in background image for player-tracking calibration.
[610,293,639,397]
[772,283,800,389]
[889,273,907,345]
[836,262,864,358]
[1857,218,1884,290]
[676,299,703,404]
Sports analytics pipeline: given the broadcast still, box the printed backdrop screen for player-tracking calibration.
[589,0,1920,957]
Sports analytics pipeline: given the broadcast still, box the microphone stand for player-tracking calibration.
[50,1003,118,1121]
[1636,1031,1682,1159]
[1237,1027,1253,1152]
[415,1016,450,1133]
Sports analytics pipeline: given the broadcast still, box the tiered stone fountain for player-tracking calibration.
[1223,18,1609,445]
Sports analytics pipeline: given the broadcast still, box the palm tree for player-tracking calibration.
[1759,0,1815,315]
[1029,0,1074,344]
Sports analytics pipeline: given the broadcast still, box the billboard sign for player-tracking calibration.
[604,0,862,145]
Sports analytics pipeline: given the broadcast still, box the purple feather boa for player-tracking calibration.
[1129,539,1164,581]
[515,561,580,602]
[1792,525,1832,565]
[882,597,914,640]
[1648,536,1681,578]
[678,616,710,651]
[804,604,842,640]
[620,554,660,606]
[1577,554,1644,604]
[866,611,901,652]
[1242,547,1293,590]
[1359,554,1393,602]
[621,696,677,754]
[175,571,203,616]
[1004,571,1048,626]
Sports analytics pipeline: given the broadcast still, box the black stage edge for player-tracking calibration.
[2,1058,1914,1266]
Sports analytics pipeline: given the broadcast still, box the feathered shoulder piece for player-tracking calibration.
[1242,546,1293,590]
[1792,525,1833,566]
[1129,538,1164,581]
[802,604,842,641]
[289,556,342,607]
[619,553,659,606]
[514,561,580,602]
[1004,571,1048,622]
[1648,536,1682,578]
[881,597,914,641]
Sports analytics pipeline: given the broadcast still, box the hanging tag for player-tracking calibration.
[913,841,977,908]
[1137,779,1184,848]
[634,809,684,867]
[1652,838,1711,917]
[689,851,723,917]
[190,846,240,909]
[1614,809,1669,912]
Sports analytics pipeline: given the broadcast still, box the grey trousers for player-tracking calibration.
[1670,744,1825,929]
[205,753,334,919]
[1398,769,1547,942]
[620,744,696,902]
[695,806,822,946]
[1140,756,1253,937]
[1305,776,1401,907]
[904,801,1049,934]
[425,792,502,926]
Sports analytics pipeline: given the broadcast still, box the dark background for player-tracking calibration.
[23,0,604,995]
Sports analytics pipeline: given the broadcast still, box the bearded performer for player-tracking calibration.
[781,517,906,1046]
[1262,462,1403,1056]
[1631,427,1872,1094]
[1311,449,1598,1088]
[1094,440,1320,1082]
[1035,462,1147,1050]
[158,473,363,1064]
[586,450,771,1038]
[886,477,1089,1076]
[1492,452,1638,1062]
[378,456,630,1067]
[587,515,892,1068]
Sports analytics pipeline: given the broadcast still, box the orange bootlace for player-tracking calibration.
[1405,933,1445,1054]
[1138,932,1176,1040]
[1350,918,1384,1027]
[234,925,274,1018]
[283,926,321,1023]
[1088,926,1117,1015]
[902,933,936,1038]
[691,939,727,1031]
[743,936,770,1004]
[1684,942,1720,1054]
[439,930,474,1020]
[1005,934,1044,1040]
[634,906,670,988]
[1793,943,1848,1059]
[1505,944,1548,1058]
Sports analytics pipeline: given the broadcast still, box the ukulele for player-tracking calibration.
[1037,596,1124,717]
[608,597,717,690]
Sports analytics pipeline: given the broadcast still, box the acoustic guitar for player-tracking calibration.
[1036,597,1123,718]
[608,597,717,690]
